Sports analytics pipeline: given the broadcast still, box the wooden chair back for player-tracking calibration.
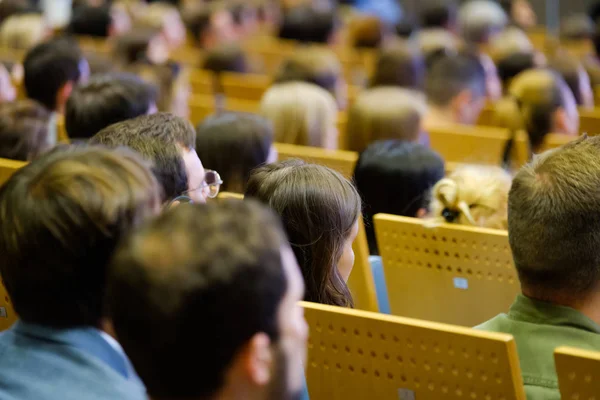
[0,157,25,186]
[274,143,358,179]
[555,346,600,399]
[221,72,271,101]
[217,192,244,200]
[303,301,526,400]
[189,69,215,96]
[374,214,519,327]
[347,217,378,312]
[579,108,600,136]
[0,278,16,332]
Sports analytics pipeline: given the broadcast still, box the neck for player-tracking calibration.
[423,105,457,130]
[523,288,600,326]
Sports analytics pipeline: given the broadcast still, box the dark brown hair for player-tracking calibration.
[0,99,50,161]
[245,160,361,307]
[371,41,425,90]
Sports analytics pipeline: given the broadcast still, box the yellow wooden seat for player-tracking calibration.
[221,72,271,102]
[0,157,25,187]
[0,278,16,332]
[303,301,526,400]
[217,192,244,200]
[374,214,519,327]
[56,115,69,144]
[189,94,218,126]
[274,143,358,179]
[189,69,215,96]
[347,218,378,312]
[555,346,600,399]
[579,108,600,136]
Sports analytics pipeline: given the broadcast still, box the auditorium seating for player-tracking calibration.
[347,218,378,312]
[374,214,519,327]
[303,301,526,400]
[0,279,16,332]
[555,346,600,399]
[0,158,26,186]
[275,142,358,179]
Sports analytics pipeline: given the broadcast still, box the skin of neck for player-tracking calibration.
[522,285,600,326]
[423,104,458,130]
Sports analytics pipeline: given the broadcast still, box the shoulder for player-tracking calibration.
[474,313,509,331]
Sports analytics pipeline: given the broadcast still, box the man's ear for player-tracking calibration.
[242,332,273,386]
[416,208,428,219]
[552,107,569,134]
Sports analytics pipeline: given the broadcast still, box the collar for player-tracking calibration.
[13,321,131,379]
[508,294,600,334]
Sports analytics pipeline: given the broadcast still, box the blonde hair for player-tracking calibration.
[348,87,426,153]
[489,26,534,62]
[429,165,511,230]
[261,82,338,148]
[135,2,176,30]
[0,13,46,51]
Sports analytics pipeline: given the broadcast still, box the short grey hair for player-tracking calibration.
[459,0,507,44]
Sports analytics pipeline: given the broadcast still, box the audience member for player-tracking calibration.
[184,2,237,49]
[275,46,346,109]
[560,13,596,43]
[24,38,90,145]
[132,64,190,119]
[415,27,459,63]
[348,87,426,153]
[493,69,580,154]
[135,1,186,50]
[499,0,536,30]
[0,146,159,400]
[354,140,445,255]
[0,100,50,161]
[429,165,511,229]
[246,160,361,308]
[229,0,260,37]
[69,5,118,37]
[423,53,487,128]
[496,51,538,91]
[0,63,16,103]
[107,201,308,400]
[202,44,248,74]
[419,0,458,32]
[113,28,169,67]
[65,73,157,140]
[0,0,33,25]
[196,112,276,194]
[370,41,425,90]
[477,136,600,399]
[278,5,339,45]
[489,26,535,62]
[550,55,595,108]
[479,53,503,101]
[458,0,507,50]
[91,113,212,205]
[0,12,46,50]
[349,15,388,49]
[261,82,338,149]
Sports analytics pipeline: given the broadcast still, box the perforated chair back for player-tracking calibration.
[303,301,526,400]
[580,108,600,136]
[555,346,600,399]
[221,72,271,101]
[0,157,25,187]
[275,143,358,179]
[217,192,244,200]
[347,217,378,312]
[374,214,519,326]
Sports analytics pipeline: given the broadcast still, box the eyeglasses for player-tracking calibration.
[186,169,223,199]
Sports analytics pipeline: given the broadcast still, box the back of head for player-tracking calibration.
[107,201,293,399]
[261,82,338,148]
[348,87,425,153]
[416,27,459,59]
[245,160,361,307]
[24,38,85,110]
[129,63,188,117]
[66,73,157,140]
[419,0,458,30]
[354,140,445,254]
[0,0,33,24]
[425,52,486,107]
[202,44,248,74]
[509,136,600,303]
[496,51,536,89]
[276,46,342,97]
[0,13,46,50]
[371,41,425,90]
[350,15,387,49]
[91,113,195,201]
[458,0,507,45]
[113,28,159,66]
[278,5,337,44]
[0,146,160,328]
[560,13,595,41]
[0,99,50,161]
[429,164,511,229]
[69,5,112,37]
[489,26,534,62]
[196,112,274,193]
[549,56,593,107]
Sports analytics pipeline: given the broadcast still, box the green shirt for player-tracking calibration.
[476,294,600,400]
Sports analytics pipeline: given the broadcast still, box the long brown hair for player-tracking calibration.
[245,160,361,307]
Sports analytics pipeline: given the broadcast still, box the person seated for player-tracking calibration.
[0,146,160,400]
[476,135,600,400]
[246,160,361,308]
[419,0,458,33]
[354,140,445,255]
[24,38,90,146]
[202,44,249,74]
[184,2,237,49]
[196,112,277,194]
[429,165,511,229]
[349,15,389,49]
[0,63,16,104]
[135,1,186,50]
[479,52,503,101]
[275,46,347,109]
[493,69,580,157]
[68,4,130,38]
[229,0,260,37]
[489,26,535,62]
[278,4,339,45]
[370,40,425,91]
[550,55,595,108]
[0,12,47,50]
[130,63,190,119]
[0,0,33,25]
[65,73,157,140]
[498,0,536,30]
[107,201,308,400]
[458,0,507,52]
[415,27,460,63]
[113,28,170,67]
[91,113,214,205]
[560,13,595,46]
[496,51,538,91]
[348,86,426,152]
[423,52,487,129]
[0,99,50,161]
[261,82,339,149]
